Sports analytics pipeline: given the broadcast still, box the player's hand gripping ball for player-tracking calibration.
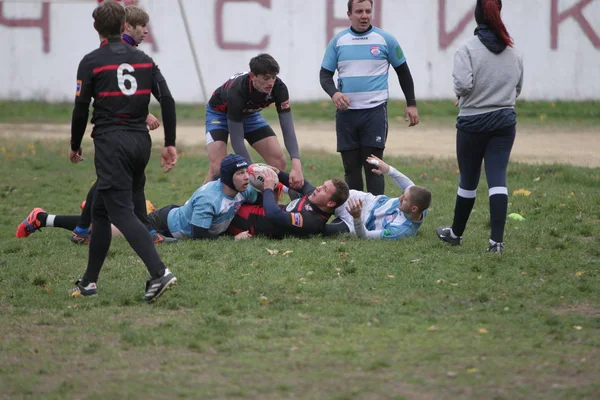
[248,163,279,192]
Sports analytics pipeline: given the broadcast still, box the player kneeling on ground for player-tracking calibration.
[325,155,431,239]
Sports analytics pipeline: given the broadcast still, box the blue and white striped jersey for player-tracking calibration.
[322,26,406,110]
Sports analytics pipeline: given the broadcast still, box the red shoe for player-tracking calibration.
[15,208,46,238]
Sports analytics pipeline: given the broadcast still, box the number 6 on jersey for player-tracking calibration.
[117,63,138,95]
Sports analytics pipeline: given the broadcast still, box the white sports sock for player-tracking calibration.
[46,215,56,227]
[450,228,458,239]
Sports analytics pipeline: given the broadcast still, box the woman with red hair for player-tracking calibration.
[437,0,524,254]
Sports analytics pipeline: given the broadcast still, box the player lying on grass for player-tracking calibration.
[16,155,258,242]
[227,167,349,239]
[324,155,432,239]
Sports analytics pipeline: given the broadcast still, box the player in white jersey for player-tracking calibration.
[320,0,420,196]
[326,155,431,240]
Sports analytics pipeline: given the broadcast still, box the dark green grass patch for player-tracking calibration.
[1,100,598,127]
[0,139,598,399]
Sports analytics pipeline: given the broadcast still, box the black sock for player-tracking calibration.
[37,212,48,227]
[54,216,81,231]
[489,194,508,243]
[452,195,476,237]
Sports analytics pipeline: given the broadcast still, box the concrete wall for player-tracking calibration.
[0,0,598,103]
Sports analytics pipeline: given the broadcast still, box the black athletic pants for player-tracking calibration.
[81,131,166,284]
[452,124,516,243]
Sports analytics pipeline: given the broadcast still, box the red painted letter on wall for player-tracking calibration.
[551,0,600,49]
[325,0,382,44]
[438,0,474,50]
[0,2,51,53]
[215,0,270,50]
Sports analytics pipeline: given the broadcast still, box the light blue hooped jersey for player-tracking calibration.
[364,195,428,240]
[167,180,258,238]
[321,26,406,109]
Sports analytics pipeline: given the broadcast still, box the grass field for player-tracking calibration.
[1,131,599,399]
[1,100,599,126]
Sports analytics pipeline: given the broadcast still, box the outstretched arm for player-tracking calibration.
[277,170,315,196]
[367,155,414,191]
[228,119,253,162]
[278,111,304,188]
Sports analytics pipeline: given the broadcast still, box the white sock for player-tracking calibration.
[46,215,56,227]
[449,228,458,239]
[489,239,498,246]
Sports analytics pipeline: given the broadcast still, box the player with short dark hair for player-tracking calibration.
[67,3,169,245]
[228,170,350,239]
[325,155,431,240]
[320,0,419,196]
[205,53,305,190]
[68,0,178,302]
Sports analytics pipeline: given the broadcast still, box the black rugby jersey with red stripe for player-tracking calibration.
[208,72,291,121]
[71,37,175,149]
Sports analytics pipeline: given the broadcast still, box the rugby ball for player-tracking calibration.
[248,163,279,192]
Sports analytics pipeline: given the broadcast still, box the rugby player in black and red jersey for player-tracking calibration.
[228,168,349,239]
[67,0,177,302]
[204,54,305,190]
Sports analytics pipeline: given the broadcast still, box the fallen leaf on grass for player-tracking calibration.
[466,368,478,374]
[386,274,395,279]
[428,325,438,332]
[266,248,279,255]
[534,177,541,182]
[477,328,489,334]
[411,259,421,263]
[282,250,293,256]
[513,188,532,196]
[259,296,269,305]
[573,325,583,330]
[446,371,457,377]
[575,271,585,277]
[339,252,349,259]
[44,285,52,296]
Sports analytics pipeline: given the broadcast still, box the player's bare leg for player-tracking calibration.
[205,141,228,183]
[251,136,286,171]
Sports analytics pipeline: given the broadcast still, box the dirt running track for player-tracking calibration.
[1,122,599,167]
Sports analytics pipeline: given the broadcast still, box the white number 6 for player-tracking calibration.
[117,63,138,96]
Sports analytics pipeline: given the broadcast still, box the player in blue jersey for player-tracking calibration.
[320,0,420,196]
[16,155,256,243]
[145,154,258,240]
[325,155,431,240]
[204,53,304,191]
